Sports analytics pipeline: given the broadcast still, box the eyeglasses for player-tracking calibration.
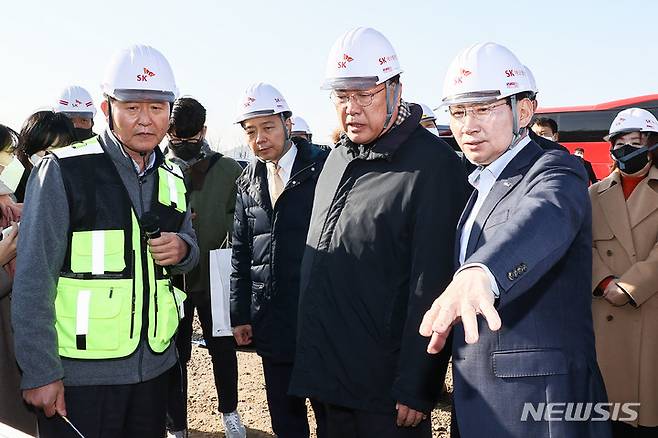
[330,86,386,108]
[448,101,509,122]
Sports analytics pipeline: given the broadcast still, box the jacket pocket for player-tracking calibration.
[55,278,132,357]
[492,348,567,378]
[71,230,126,274]
[251,282,266,320]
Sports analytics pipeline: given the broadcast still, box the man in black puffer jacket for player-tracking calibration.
[229,82,328,438]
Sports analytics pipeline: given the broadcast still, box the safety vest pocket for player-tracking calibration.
[149,279,187,353]
[70,230,126,274]
[55,277,137,359]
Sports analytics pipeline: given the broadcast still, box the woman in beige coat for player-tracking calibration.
[591,108,658,437]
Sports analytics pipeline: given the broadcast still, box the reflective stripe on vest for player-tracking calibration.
[158,167,187,213]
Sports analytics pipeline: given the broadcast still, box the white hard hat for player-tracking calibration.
[441,42,533,106]
[605,108,658,141]
[291,116,312,134]
[524,65,538,95]
[322,27,402,90]
[419,103,436,122]
[235,82,292,124]
[55,85,96,118]
[101,44,178,103]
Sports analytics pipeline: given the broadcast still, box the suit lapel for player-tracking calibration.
[455,189,479,267]
[465,174,524,258]
[465,142,542,259]
[598,171,636,261]
[627,166,658,229]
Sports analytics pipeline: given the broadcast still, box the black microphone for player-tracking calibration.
[141,211,161,240]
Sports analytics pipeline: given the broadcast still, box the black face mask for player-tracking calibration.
[74,128,95,142]
[169,140,202,162]
[611,144,650,174]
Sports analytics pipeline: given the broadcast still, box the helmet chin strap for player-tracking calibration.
[508,96,527,150]
[377,80,400,139]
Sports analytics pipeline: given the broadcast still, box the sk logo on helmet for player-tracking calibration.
[454,68,471,85]
[243,97,256,108]
[137,67,156,82]
[74,99,82,107]
[338,53,353,69]
[379,55,398,65]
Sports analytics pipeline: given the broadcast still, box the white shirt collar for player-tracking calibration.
[274,142,298,185]
[468,134,531,190]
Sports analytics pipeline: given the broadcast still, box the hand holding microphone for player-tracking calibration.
[141,212,188,266]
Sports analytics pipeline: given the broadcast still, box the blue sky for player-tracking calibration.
[1,0,655,150]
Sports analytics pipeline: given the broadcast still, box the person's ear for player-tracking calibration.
[101,100,110,120]
[553,133,559,141]
[201,125,208,139]
[518,98,534,129]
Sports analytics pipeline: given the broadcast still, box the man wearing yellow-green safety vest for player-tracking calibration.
[11,44,199,438]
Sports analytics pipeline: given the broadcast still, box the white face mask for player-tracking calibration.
[426,127,440,137]
[541,135,554,141]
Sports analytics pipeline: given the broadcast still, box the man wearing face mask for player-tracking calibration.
[230,82,329,438]
[165,97,245,438]
[11,44,199,438]
[54,85,98,141]
[590,108,658,437]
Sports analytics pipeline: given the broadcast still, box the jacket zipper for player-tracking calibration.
[137,171,149,382]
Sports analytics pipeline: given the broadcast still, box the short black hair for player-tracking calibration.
[0,124,18,153]
[169,97,206,138]
[533,117,558,134]
[574,147,584,153]
[17,111,75,157]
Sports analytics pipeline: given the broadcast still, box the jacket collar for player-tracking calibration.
[596,166,658,249]
[237,138,325,212]
[338,103,422,161]
[627,165,658,228]
[101,129,165,177]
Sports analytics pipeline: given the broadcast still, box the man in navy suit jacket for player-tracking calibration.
[420,43,612,438]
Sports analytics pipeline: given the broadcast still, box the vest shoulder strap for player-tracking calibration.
[163,158,184,178]
[51,136,104,159]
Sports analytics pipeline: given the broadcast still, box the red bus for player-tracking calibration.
[536,94,658,179]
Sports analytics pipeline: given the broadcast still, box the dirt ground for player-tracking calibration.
[186,317,452,437]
